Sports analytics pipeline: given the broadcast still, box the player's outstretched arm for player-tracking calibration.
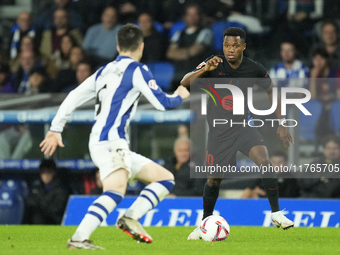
[266,84,294,147]
[174,85,190,100]
[180,56,223,87]
[40,131,65,156]
[133,66,189,111]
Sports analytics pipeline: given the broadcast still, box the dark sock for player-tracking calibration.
[261,177,280,212]
[203,182,220,219]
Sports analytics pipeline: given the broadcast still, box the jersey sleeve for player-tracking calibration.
[132,65,183,111]
[256,62,272,90]
[50,73,96,132]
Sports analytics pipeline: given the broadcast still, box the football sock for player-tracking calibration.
[261,177,280,212]
[72,190,123,241]
[124,180,175,220]
[203,182,220,219]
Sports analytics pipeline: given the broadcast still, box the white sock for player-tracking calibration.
[125,180,174,220]
[72,190,123,241]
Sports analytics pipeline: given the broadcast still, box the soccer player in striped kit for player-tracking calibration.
[40,24,190,249]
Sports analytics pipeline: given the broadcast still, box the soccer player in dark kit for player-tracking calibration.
[180,27,295,239]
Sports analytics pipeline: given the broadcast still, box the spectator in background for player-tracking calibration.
[163,137,203,197]
[309,48,340,142]
[89,168,103,195]
[62,60,92,92]
[40,8,82,59]
[269,41,309,88]
[167,4,213,91]
[9,11,35,60]
[49,34,77,77]
[299,135,340,198]
[226,1,265,34]
[24,159,69,224]
[13,50,48,94]
[0,63,16,93]
[27,67,51,94]
[242,151,300,198]
[313,20,340,69]
[34,0,83,35]
[309,48,340,102]
[138,13,164,63]
[53,46,84,92]
[82,6,121,66]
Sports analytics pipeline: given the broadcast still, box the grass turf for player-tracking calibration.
[0,226,340,255]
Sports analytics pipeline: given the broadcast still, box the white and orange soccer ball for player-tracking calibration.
[200,215,230,242]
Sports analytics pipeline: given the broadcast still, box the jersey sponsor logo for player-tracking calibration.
[148,80,158,90]
[196,61,206,69]
[222,95,233,111]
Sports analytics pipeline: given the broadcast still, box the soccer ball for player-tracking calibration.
[200,215,230,241]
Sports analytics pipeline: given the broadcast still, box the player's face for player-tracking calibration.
[324,141,340,160]
[280,43,295,64]
[223,36,246,63]
[322,24,337,46]
[174,141,190,164]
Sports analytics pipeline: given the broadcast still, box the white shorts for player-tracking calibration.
[89,139,152,184]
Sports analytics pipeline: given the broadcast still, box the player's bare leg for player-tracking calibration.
[248,145,294,230]
[68,169,128,250]
[118,161,175,243]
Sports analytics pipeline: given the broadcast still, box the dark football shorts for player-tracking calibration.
[206,126,266,168]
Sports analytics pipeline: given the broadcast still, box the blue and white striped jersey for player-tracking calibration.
[269,60,309,88]
[50,56,182,144]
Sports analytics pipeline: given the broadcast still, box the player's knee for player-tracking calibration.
[256,157,270,167]
[207,178,222,187]
[163,171,174,181]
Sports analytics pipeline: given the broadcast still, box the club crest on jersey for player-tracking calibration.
[148,80,158,90]
[196,62,206,69]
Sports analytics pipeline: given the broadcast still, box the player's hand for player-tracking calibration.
[175,85,190,100]
[277,125,294,147]
[204,56,223,72]
[39,131,65,156]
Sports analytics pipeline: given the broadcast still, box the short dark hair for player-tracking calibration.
[77,60,92,70]
[223,27,246,42]
[311,47,329,59]
[117,23,143,52]
[39,159,57,173]
[271,151,288,162]
[322,19,339,33]
[322,135,340,148]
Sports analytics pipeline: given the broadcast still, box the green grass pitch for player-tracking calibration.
[1,226,340,255]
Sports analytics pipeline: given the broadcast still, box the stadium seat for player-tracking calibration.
[169,21,186,38]
[299,99,323,141]
[147,62,175,92]
[0,189,25,225]
[212,21,246,53]
[330,100,340,136]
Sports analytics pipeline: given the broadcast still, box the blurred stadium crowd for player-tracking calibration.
[2,0,340,225]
